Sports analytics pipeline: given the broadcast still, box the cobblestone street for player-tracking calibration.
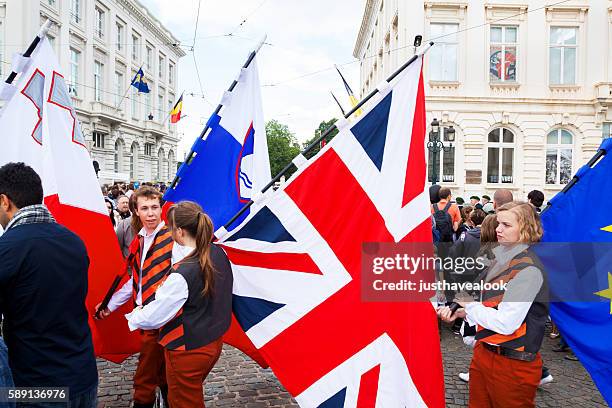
[97,325,608,407]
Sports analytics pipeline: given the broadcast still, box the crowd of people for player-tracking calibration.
[431,185,578,407]
[0,161,580,408]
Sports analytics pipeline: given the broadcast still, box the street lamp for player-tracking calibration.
[427,118,455,185]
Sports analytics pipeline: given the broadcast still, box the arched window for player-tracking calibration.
[114,139,124,174]
[427,127,455,183]
[130,142,139,181]
[487,128,514,184]
[157,147,164,181]
[167,150,175,180]
[546,129,573,185]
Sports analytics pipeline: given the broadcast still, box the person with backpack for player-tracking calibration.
[431,187,461,243]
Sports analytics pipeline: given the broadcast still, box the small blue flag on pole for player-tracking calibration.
[538,137,612,405]
[130,68,150,93]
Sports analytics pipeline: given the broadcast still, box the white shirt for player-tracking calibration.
[125,245,194,331]
[107,221,190,312]
[464,244,544,336]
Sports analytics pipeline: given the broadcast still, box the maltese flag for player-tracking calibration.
[0,34,139,362]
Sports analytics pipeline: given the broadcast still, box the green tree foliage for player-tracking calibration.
[303,118,339,159]
[266,120,301,178]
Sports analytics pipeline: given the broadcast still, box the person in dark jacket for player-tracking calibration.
[126,201,233,408]
[0,162,98,407]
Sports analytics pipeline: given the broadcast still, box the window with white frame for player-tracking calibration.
[549,27,577,85]
[131,85,139,119]
[487,128,514,184]
[47,0,57,7]
[169,63,175,85]
[132,33,140,61]
[429,23,458,81]
[157,91,164,122]
[114,140,124,173]
[490,26,517,82]
[92,132,105,148]
[69,48,80,96]
[158,55,165,80]
[95,7,105,39]
[116,22,124,51]
[603,123,612,139]
[70,0,81,24]
[146,45,153,70]
[157,148,164,180]
[0,20,4,78]
[94,61,103,102]
[167,150,174,180]
[145,92,152,120]
[546,129,573,185]
[427,128,455,183]
[130,142,139,180]
[144,143,154,156]
[115,72,123,107]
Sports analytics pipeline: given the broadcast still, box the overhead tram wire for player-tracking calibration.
[262,0,573,88]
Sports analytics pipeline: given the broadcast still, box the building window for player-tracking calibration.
[487,128,514,184]
[603,123,612,139]
[95,7,105,39]
[157,92,164,122]
[167,150,175,180]
[427,128,455,183]
[131,86,139,119]
[144,143,154,156]
[550,27,577,85]
[70,0,81,24]
[132,34,140,61]
[158,55,165,80]
[0,21,5,77]
[546,129,573,185]
[69,48,80,96]
[146,46,152,70]
[114,140,124,173]
[490,26,517,82]
[47,0,57,7]
[169,63,175,85]
[116,22,124,51]
[130,142,139,180]
[145,92,152,120]
[115,72,123,107]
[157,148,165,180]
[94,61,103,102]
[92,132,105,148]
[429,23,458,81]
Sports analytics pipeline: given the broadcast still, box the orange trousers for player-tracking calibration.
[164,338,224,408]
[133,329,167,404]
[469,342,542,408]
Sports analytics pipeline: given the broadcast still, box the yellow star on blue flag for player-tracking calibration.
[595,272,612,314]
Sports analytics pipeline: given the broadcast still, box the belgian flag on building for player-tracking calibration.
[170,93,184,124]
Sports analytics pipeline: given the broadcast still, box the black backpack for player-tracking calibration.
[432,202,453,242]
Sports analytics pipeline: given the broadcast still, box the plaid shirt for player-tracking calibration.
[4,204,56,232]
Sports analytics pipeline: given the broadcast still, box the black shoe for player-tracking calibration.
[552,344,569,352]
[565,352,579,361]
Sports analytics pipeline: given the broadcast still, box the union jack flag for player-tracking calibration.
[219,56,444,407]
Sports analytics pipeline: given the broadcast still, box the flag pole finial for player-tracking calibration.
[38,19,53,39]
[255,34,268,53]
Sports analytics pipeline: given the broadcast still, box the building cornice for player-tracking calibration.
[353,0,377,58]
[117,0,187,59]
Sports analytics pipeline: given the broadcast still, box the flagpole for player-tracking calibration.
[330,91,346,116]
[168,35,267,191]
[5,20,52,84]
[222,42,434,231]
[113,64,143,111]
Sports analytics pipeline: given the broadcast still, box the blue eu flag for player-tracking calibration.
[539,137,612,405]
[131,68,150,93]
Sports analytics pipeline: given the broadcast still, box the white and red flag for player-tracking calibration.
[219,55,445,406]
[0,33,139,362]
